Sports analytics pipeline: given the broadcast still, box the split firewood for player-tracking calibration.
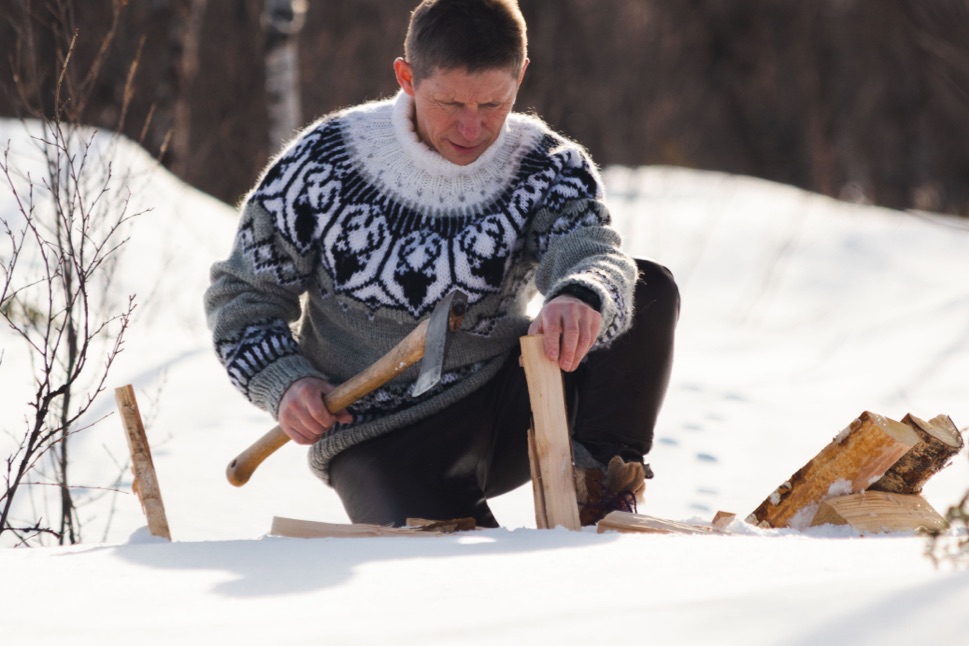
[868,414,964,495]
[520,335,581,531]
[116,385,171,541]
[597,511,728,536]
[269,516,478,539]
[810,491,948,534]
[711,511,737,530]
[747,411,920,530]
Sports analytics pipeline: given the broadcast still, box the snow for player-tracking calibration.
[2,121,968,645]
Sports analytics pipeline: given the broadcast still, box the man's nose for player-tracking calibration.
[456,109,481,142]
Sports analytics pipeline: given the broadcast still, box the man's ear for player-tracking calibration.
[394,58,416,96]
[518,58,530,85]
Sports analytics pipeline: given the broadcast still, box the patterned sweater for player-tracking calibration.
[204,91,636,483]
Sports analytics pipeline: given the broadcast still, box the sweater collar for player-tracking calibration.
[342,92,544,216]
[389,91,513,177]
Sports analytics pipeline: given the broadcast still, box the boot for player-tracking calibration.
[574,455,651,527]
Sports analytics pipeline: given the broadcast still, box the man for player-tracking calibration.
[205,0,679,527]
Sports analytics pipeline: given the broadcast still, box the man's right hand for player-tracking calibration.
[277,377,353,445]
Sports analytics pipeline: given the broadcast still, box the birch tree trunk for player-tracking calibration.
[263,0,307,153]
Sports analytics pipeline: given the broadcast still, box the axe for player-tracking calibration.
[226,289,468,486]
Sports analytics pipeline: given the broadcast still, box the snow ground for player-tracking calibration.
[1,121,968,645]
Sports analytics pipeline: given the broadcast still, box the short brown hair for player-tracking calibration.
[404,0,528,82]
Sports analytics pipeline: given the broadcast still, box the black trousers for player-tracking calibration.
[329,258,680,527]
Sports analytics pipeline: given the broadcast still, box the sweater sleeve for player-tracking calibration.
[203,199,326,417]
[528,147,636,348]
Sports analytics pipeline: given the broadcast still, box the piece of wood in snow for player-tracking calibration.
[597,511,728,535]
[868,413,964,495]
[810,491,948,534]
[116,385,171,541]
[747,411,919,530]
[520,335,581,531]
[404,518,478,532]
[269,517,478,539]
[711,511,737,529]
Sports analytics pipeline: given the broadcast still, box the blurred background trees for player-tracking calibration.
[2,0,968,215]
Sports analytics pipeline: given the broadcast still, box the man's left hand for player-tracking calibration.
[528,294,602,372]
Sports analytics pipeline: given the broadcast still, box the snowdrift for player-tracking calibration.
[2,121,968,645]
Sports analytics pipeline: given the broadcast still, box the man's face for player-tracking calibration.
[394,59,527,166]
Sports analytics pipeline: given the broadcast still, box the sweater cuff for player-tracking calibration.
[546,283,603,312]
[247,353,326,418]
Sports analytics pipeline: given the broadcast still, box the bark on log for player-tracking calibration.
[810,491,948,534]
[868,414,965,494]
[747,411,920,530]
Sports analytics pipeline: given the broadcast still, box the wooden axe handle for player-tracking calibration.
[226,318,430,486]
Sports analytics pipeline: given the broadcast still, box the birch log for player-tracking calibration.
[868,414,964,494]
[747,411,919,529]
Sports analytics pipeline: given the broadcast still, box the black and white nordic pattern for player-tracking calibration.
[247,111,609,321]
[209,95,633,444]
[215,319,301,397]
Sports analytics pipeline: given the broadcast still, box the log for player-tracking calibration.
[116,385,172,541]
[269,516,477,539]
[597,511,728,536]
[520,335,581,531]
[868,414,964,494]
[747,411,920,530]
[810,491,948,534]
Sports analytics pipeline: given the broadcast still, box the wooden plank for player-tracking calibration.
[747,411,920,530]
[269,517,477,539]
[810,491,949,534]
[527,424,550,529]
[520,335,581,531]
[597,511,728,536]
[868,413,965,494]
[115,385,171,541]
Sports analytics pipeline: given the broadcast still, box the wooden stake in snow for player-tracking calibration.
[116,385,171,541]
[520,335,581,531]
[810,491,948,535]
[747,411,920,529]
[868,414,965,495]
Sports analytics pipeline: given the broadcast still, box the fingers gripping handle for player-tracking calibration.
[225,318,431,487]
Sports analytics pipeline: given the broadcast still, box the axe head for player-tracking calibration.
[411,289,468,397]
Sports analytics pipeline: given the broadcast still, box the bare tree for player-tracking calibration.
[263,0,307,152]
[925,487,969,568]
[169,0,209,177]
[0,0,141,547]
